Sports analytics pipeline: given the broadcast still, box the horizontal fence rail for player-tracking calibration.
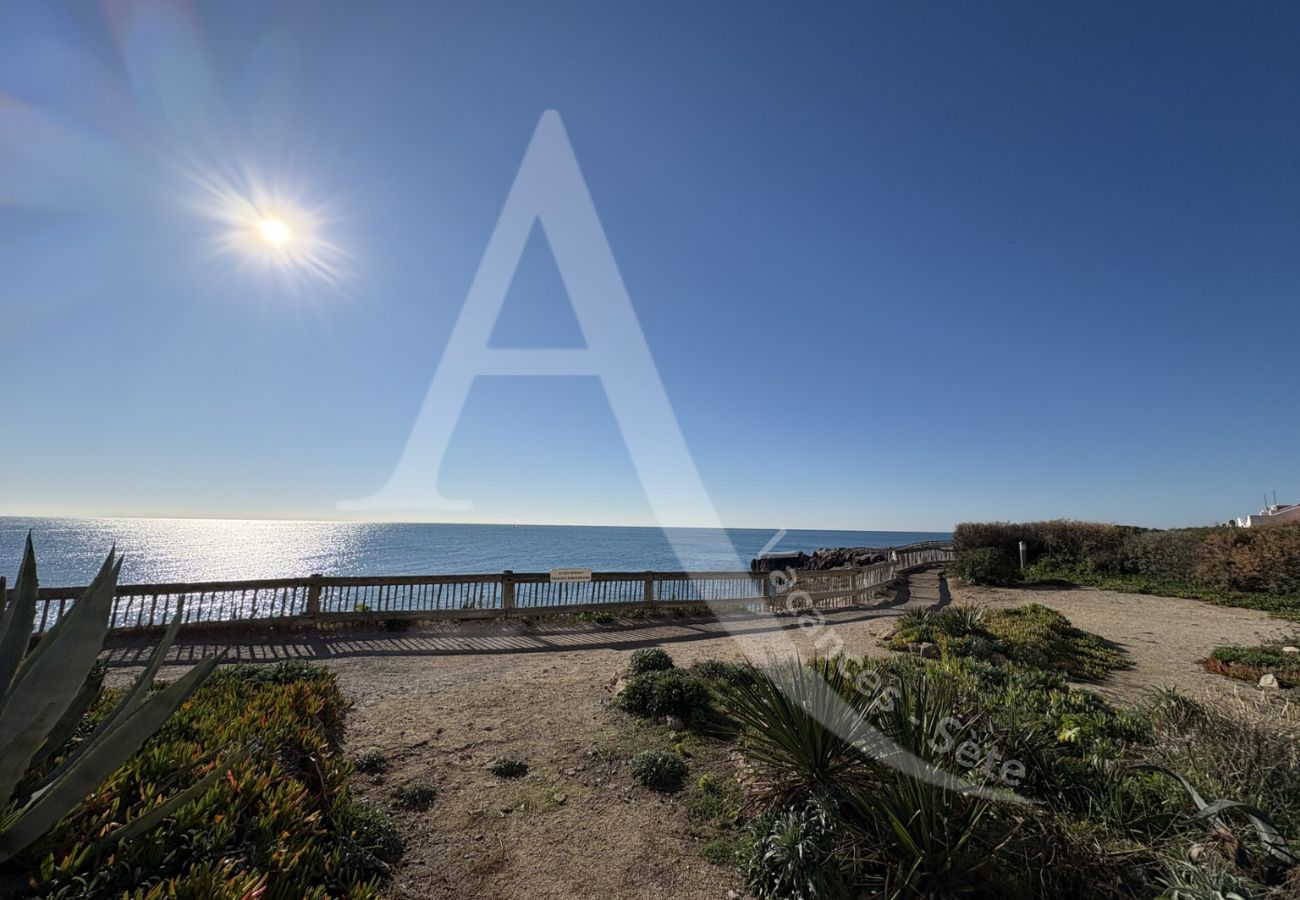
[11,542,955,636]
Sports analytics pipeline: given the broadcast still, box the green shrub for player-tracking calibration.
[355,749,389,775]
[394,781,437,810]
[952,547,1020,585]
[1203,644,1300,688]
[686,773,742,824]
[743,797,848,900]
[617,669,710,721]
[1118,529,1208,582]
[490,756,528,779]
[955,520,1141,568]
[24,662,400,897]
[692,658,755,686]
[629,750,688,792]
[982,604,1127,680]
[628,647,675,675]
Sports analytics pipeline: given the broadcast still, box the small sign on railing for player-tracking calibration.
[549,567,593,583]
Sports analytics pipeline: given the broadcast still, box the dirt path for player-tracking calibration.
[103,570,1296,898]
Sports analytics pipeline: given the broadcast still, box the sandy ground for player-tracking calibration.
[102,570,1297,899]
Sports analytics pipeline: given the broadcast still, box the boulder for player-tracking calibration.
[1259,673,1281,689]
[664,715,686,732]
[919,642,940,659]
[1282,646,1299,655]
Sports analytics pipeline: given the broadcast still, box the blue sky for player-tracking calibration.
[1,1,1297,532]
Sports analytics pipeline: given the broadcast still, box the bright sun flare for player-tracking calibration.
[257,218,291,247]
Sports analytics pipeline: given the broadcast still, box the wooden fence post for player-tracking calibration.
[643,572,654,609]
[502,570,515,612]
[306,574,323,620]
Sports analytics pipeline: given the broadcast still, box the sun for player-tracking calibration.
[257,217,291,247]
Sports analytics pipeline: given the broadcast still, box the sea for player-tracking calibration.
[0,517,951,587]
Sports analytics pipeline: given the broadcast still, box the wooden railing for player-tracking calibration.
[12,542,954,636]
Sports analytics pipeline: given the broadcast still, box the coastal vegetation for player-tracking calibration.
[16,660,402,898]
[885,602,1128,680]
[953,520,1300,620]
[1203,644,1300,689]
[0,540,220,873]
[610,624,1299,898]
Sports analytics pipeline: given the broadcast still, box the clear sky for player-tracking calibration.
[1,1,1297,532]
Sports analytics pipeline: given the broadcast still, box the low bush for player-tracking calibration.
[1203,645,1300,688]
[983,604,1127,680]
[743,797,848,900]
[617,668,710,721]
[691,658,755,686]
[394,781,437,810]
[952,547,1019,585]
[490,756,529,779]
[1024,559,1300,621]
[954,520,1141,568]
[629,750,688,792]
[355,749,390,775]
[21,660,401,898]
[1197,525,1300,596]
[886,603,1126,681]
[628,647,675,675]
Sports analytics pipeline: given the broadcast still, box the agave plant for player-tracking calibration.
[0,535,222,863]
[1138,765,1297,868]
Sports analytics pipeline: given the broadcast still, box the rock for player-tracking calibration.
[989,652,1008,666]
[664,714,686,732]
[1283,646,1299,655]
[905,642,921,654]
[1259,673,1281,689]
[919,642,940,659]
[552,792,567,805]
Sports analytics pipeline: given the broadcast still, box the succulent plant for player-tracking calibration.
[0,534,221,863]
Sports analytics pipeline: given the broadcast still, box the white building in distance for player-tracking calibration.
[1233,502,1300,528]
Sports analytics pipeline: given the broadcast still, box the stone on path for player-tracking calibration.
[1259,673,1280,689]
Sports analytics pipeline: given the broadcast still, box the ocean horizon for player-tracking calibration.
[0,516,951,586]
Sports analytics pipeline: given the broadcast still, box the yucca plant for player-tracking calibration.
[0,535,222,863]
[844,665,1022,898]
[724,660,872,805]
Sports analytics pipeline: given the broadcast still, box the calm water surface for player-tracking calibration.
[0,517,951,586]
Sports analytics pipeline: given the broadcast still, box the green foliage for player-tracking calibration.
[887,602,1126,681]
[354,749,389,775]
[1024,559,1300,621]
[617,668,710,721]
[686,773,742,824]
[627,647,674,675]
[490,756,528,779]
[888,604,986,646]
[954,520,1140,568]
[1204,645,1300,688]
[1158,859,1264,900]
[1143,690,1300,841]
[0,538,221,867]
[393,781,437,810]
[743,797,848,900]
[952,547,1020,585]
[23,660,400,898]
[691,658,755,686]
[722,661,870,805]
[960,519,1300,620]
[628,749,687,792]
[983,604,1128,680]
